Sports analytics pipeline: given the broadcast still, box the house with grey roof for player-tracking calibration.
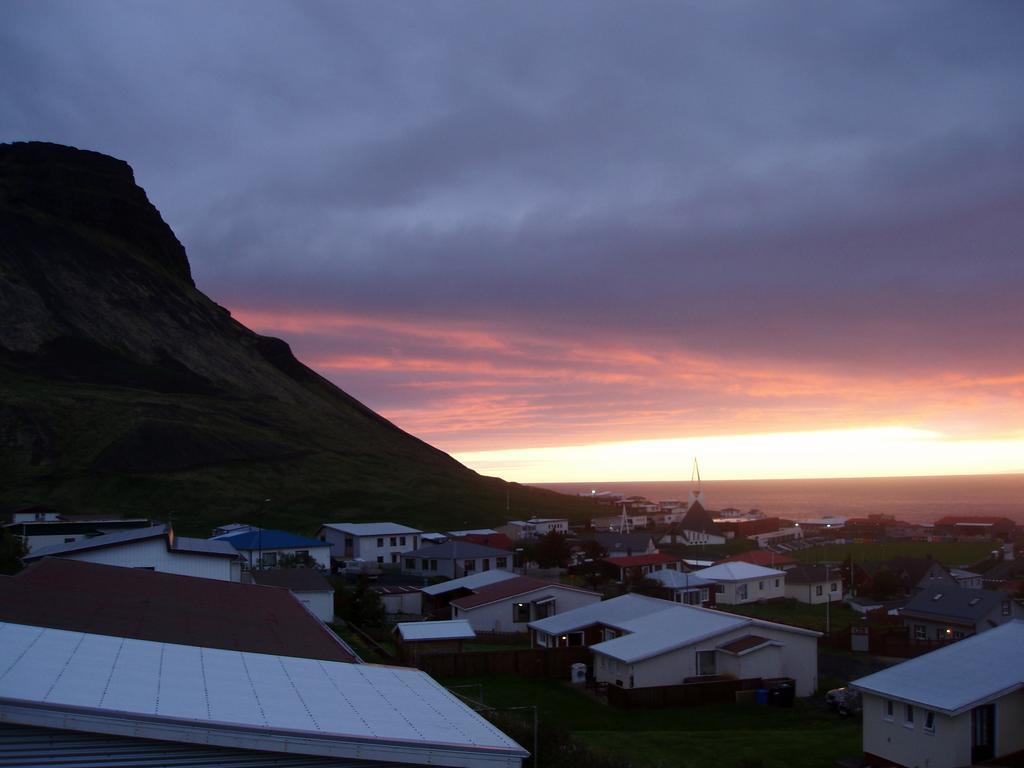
[901,585,1023,643]
[591,531,657,559]
[317,521,423,570]
[402,540,513,579]
[21,524,244,582]
[692,561,786,604]
[851,620,1024,767]
[783,564,844,605]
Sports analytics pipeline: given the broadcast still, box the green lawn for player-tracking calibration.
[716,598,872,634]
[790,540,996,568]
[441,675,861,768]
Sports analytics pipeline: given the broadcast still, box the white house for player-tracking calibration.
[530,594,819,695]
[501,518,568,540]
[250,568,335,622]
[450,576,601,633]
[783,564,844,605]
[21,524,244,582]
[318,522,422,569]
[851,620,1024,768]
[648,569,716,607]
[0,622,528,768]
[6,517,152,553]
[693,561,786,604]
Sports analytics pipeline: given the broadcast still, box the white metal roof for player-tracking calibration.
[321,522,422,537]
[528,593,669,636]
[589,605,749,663]
[421,570,519,597]
[0,622,526,767]
[23,524,165,559]
[851,620,1024,716]
[397,621,477,642]
[647,570,715,589]
[693,562,786,582]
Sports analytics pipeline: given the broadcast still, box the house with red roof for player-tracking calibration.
[449,575,601,633]
[601,553,686,583]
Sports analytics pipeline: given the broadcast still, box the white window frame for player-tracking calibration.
[923,710,935,734]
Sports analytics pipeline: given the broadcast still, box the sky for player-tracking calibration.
[3,1,1023,482]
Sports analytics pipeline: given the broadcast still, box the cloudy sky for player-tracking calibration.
[4,1,1023,481]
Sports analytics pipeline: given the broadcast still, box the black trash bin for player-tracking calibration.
[768,682,794,707]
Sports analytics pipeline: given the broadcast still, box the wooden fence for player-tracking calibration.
[606,676,768,709]
[416,646,589,679]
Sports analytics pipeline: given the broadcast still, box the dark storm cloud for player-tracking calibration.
[3,0,1023,449]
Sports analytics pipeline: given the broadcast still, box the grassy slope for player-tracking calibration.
[440,675,860,768]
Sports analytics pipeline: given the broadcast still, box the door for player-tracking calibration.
[971,704,995,763]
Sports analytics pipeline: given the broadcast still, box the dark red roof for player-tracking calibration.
[450,576,596,610]
[1,558,355,663]
[602,553,682,568]
[719,635,771,654]
[721,550,796,568]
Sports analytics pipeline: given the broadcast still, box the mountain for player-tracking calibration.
[0,142,595,535]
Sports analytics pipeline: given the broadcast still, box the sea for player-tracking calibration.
[532,473,1024,525]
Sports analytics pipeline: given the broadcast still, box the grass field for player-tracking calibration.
[717,598,876,633]
[790,539,996,568]
[441,674,861,768]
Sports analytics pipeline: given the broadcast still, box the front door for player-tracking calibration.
[971,704,995,763]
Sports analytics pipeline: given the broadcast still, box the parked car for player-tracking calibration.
[826,687,862,716]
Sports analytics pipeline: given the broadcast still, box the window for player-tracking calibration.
[391,553,399,563]
[684,591,700,605]
[914,624,926,640]
[696,650,717,676]
[737,584,748,600]
[884,700,894,721]
[774,579,780,588]
[1003,601,1011,616]
[534,598,555,619]
[815,585,824,597]
[400,536,406,546]
[716,584,725,594]
[261,552,278,567]
[497,556,508,568]
[953,630,965,639]
[376,556,384,564]
[830,582,838,593]
[377,537,384,547]
[759,580,764,590]
[904,704,914,727]
[405,558,415,570]
[700,588,709,603]
[295,550,308,559]
[464,559,476,572]
[513,602,530,623]
[429,559,438,571]
[924,710,935,733]
[390,537,397,547]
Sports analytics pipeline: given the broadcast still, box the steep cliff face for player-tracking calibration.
[0,142,591,533]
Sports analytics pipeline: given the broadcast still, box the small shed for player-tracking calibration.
[394,619,476,663]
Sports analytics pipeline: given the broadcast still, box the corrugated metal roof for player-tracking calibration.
[851,620,1024,715]
[590,605,748,663]
[0,622,527,766]
[0,723,378,767]
[693,562,786,581]
[647,570,715,589]
[23,524,166,560]
[396,620,477,642]
[528,593,669,636]
[449,578,597,611]
[215,529,329,551]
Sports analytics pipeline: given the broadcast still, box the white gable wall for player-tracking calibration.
[718,644,783,681]
[65,538,239,581]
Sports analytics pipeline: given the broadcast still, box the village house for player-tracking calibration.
[21,524,244,581]
[394,619,476,663]
[647,569,717,607]
[901,585,1023,643]
[692,561,786,604]
[212,527,332,569]
[861,556,959,598]
[419,569,519,617]
[403,540,512,579]
[250,567,335,622]
[530,594,819,695]
[317,521,422,569]
[601,552,685,583]
[591,531,658,558]
[851,621,1024,768]
[450,576,601,633]
[783,564,844,605]
[500,517,569,540]
[0,622,528,768]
